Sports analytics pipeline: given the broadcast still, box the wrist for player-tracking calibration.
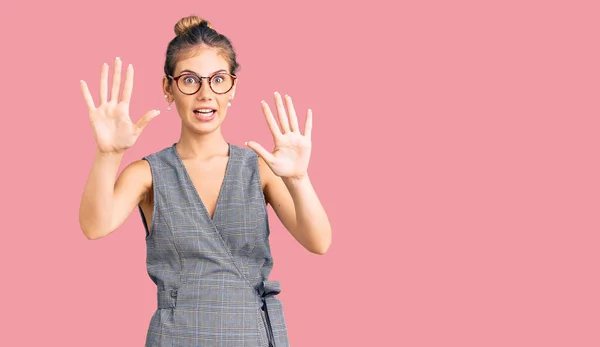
[96,148,125,160]
[282,174,310,187]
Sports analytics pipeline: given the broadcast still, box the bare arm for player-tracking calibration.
[260,158,332,254]
[78,57,158,240]
[248,92,332,254]
[79,153,151,240]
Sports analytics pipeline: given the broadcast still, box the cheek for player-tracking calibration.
[177,96,195,111]
[218,96,231,110]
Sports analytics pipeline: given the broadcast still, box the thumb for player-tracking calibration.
[245,141,274,163]
[135,109,160,134]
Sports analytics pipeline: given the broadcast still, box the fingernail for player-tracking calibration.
[244,142,248,146]
[274,91,279,95]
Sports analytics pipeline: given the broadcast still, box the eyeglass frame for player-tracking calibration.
[167,72,238,95]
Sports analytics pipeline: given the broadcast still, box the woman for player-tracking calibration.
[78,15,332,347]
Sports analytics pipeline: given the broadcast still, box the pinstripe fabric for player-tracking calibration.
[138,142,290,347]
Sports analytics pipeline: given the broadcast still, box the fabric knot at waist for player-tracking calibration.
[257,280,281,299]
[157,288,179,309]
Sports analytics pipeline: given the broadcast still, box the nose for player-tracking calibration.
[195,77,213,101]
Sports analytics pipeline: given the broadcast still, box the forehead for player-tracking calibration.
[175,46,230,75]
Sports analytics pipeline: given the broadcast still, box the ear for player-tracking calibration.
[230,83,237,100]
[162,76,173,101]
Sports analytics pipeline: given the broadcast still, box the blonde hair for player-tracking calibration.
[163,15,240,78]
[174,15,213,36]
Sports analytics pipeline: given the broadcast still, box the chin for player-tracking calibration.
[187,114,224,134]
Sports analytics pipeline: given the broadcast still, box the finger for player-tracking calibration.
[261,100,282,138]
[284,94,299,132]
[80,80,96,110]
[245,141,275,164]
[99,62,108,104]
[121,63,134,103]
[304,109,313,139]
[274,91,290,133]
[134,109,160,134]
[110,57,122,102]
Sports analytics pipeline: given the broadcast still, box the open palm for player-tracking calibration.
[247,92,313,179]
[80,57,159,154]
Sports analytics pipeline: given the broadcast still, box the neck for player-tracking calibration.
[175,126,229,160]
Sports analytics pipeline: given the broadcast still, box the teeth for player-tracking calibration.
[195,109,214,113]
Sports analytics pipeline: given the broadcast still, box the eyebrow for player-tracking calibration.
[178,69,227,76]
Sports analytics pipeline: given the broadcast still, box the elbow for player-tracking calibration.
[79,219,107,241]
[80,226,103,240]
[79,211,112,240]
[308,230,332,255]
[310,245,330,255]
[79,212,95,240]
[84,232,103,240]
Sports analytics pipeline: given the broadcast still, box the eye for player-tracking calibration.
[182,75,199,84]
[212,75,224,84]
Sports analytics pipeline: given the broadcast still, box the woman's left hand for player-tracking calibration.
[246,92,312,180]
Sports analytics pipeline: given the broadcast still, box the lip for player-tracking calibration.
[193,109,217,122]
[193,106,217,111]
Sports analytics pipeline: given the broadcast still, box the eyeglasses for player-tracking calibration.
[168,72,237,95]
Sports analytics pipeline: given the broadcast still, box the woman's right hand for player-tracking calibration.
[80,57,160,155]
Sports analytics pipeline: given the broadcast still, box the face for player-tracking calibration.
[163,46,236,135]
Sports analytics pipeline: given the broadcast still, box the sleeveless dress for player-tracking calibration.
[137,142,289,347]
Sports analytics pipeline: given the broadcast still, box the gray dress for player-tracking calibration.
[138,142,289,347]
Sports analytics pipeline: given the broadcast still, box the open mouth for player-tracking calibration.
[193,108,217,122]
[193,109,216,116]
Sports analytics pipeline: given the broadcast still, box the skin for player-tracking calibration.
[79,47,332,255]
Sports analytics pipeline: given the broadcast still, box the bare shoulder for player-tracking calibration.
[120,159,152,183]
[115,158,153,203]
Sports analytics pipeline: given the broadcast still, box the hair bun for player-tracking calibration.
[174,15,213,36]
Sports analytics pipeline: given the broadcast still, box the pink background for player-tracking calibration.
[2,0,600,346]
